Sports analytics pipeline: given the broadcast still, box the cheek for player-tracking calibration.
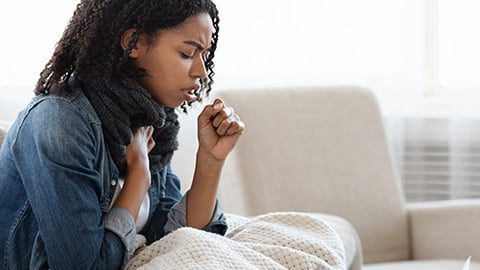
[138,68,176,97]
[146,58,189,81]
[138,63,170,90]
[136,52,191,90]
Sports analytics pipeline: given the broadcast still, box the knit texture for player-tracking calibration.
[126,212,346,270]
[76,75,179,176]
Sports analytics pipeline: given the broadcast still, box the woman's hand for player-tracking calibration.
[186,99,244,228]
[126,125,156,172]
[114,126,155,221]
[197,99,245,161]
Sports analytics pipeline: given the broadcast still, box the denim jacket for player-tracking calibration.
[0,80,227,270]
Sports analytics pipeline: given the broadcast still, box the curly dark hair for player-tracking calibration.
[35,0,219,108]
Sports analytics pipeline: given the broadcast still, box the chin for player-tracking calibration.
[150,97,175,108]
[164,100,184,109]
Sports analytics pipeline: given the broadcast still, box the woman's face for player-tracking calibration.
[132,13,214,108]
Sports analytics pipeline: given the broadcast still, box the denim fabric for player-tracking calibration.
[0,80,227,269]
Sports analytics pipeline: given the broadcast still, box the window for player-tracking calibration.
[437,0,480,93]
[1,0,480,202]
[214,0,425,99]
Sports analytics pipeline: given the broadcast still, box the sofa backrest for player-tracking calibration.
[0,122,9,148]
[217,87,409,264]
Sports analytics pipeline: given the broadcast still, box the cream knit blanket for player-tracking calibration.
[126,212,346,270]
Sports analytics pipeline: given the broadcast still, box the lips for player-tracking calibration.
[183,90,197,102]
[182,84,200,102]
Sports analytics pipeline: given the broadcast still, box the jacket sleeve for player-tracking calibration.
[142,164,228,244]
[12,98,133,269]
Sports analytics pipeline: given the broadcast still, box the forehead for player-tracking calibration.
[166,13,214,46]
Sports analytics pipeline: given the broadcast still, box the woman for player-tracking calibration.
[0,0,244,269]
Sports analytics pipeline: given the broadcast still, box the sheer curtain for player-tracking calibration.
[383,0,480,202]
[1,0,479,202]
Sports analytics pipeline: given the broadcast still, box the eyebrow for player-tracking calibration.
[183,40,205,51]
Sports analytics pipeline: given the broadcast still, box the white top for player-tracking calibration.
[110,178,150,232]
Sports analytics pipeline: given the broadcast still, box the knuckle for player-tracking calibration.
[222,106,234,116]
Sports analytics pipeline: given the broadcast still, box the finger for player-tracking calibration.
[215,114,244,136]
[198,98,224,127]
[212,106,234,128]
[224,116,245,136]
[145,125,154,138]
[147,137,156,152]
[215,119,230,136]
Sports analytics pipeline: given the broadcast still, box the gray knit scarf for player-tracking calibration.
[71,74,179,177]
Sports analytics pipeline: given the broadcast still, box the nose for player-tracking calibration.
[191,55,207,81]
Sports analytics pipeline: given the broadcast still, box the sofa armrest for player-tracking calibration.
[407,199,480,260]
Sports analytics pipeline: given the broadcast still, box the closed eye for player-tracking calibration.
[180,52,194,60]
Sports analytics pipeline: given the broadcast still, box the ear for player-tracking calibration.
[121,29,141,58]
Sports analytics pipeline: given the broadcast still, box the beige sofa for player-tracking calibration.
[2,87,480,269]
[0,123,7,147]
[213,87,480,269]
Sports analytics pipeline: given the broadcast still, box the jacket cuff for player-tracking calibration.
[104,207,136,263]
[164,191,228,236]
